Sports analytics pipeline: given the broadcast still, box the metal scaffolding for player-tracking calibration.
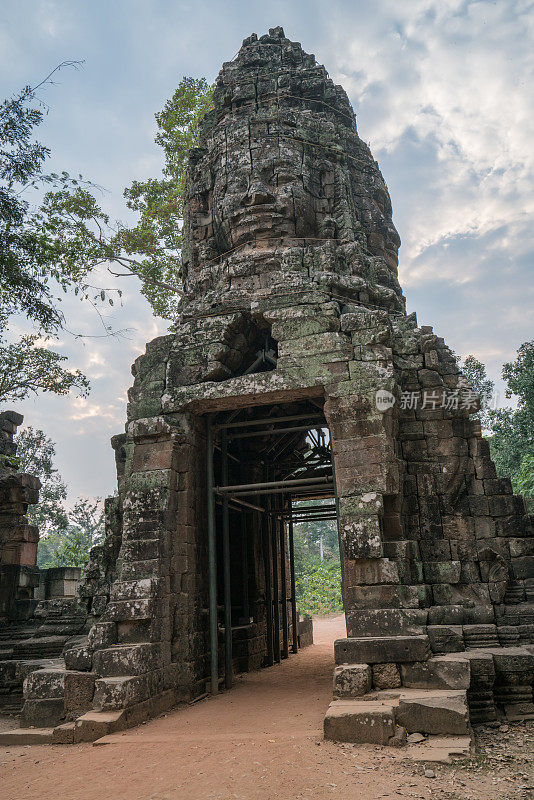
[205,404,338,693]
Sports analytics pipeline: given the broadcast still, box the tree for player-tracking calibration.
[0,324,89,404]
[461,343,534,491]
[0,64,115,333]
[15,426,68,534]
[1,68,213,336]
[460,354,496,432]
[115,76,214,318]
[38,496,105,570]
[513,454,534,499]
[296,562,343,616]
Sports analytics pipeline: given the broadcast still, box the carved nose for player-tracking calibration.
[243,181,275,206]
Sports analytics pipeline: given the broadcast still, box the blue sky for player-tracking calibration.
[2,0,533,503]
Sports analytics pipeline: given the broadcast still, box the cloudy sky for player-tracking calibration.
[2,0,533,504]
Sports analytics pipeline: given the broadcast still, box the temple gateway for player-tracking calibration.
[1,27,533,747]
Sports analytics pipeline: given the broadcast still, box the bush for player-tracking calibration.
[296,562,343,616]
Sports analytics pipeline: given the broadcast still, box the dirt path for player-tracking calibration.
[0,615,532,800]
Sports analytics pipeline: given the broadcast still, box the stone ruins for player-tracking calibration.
[1,27,533,748]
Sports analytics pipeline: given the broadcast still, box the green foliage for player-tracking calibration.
[292,500,342,616]
[490,341,534,482]
[15,426,68,533]
[461,354,495,431]
[296,562,343,616]
[37,496,105,570]
[0,65,123,334]
[0,326,89,403]
[461,342,534,493]
[511,454,534,498]
[1,67,214,347]
[115,76,214,318]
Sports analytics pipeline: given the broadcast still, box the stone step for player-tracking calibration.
[0,727,54,745]
[13,636,69,659]
[93,674,149,711]
[324,699,396,744]
[72,710,124,743]
[324,688,471,745]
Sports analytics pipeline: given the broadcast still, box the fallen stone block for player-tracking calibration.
[395,690,470,735]
[324,700,396,744]
[20,698,65,728]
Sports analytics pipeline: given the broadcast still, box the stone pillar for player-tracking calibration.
[0,411,41,622]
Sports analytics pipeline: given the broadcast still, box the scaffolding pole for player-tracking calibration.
[221,429,233,690]
[263,472,274,667]
[280,494,289,659]
[288,498,299,655]
[271,478,281,664]
[206,416,219,694]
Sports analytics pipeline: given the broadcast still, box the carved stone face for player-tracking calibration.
[211,126,321,249]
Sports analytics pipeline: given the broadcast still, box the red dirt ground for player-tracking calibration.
[0,615,531,800]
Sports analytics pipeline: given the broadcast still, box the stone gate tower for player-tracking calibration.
[18,27,534,744]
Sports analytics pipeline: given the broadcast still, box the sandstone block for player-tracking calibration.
[324,700,396,744]
[400,655,470,690]
[333,663,372,698]
[346,608,428,637]
[372,663,401,689]
[93,643,159,677]
[427,625,465,653]
[88,622,117,650]
[427,605,464,625]
[343,558,399,585]
[20,698,64,728]
[423,561,461,584]
[93,675,149,710]
[23,668,65,700]
[344,584,419,609]
[335,635,430,665]
[64,643,93,671]
[395,690,470,735]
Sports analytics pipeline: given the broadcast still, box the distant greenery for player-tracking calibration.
[461,339,534,498]
[15,426,68,533]
[296,562,343,616]
[15,426,104,570]
[293,501,343,615]
[37,497,104,570]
